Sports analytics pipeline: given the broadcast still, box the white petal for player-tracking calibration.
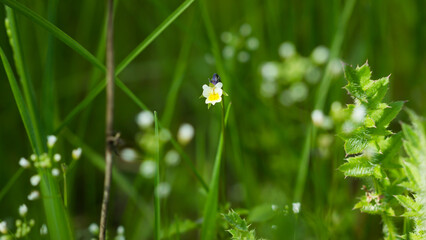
[215,88,223,96]
[202,85,212,98]
[215,82,223,89]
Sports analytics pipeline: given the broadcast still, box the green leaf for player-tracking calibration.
[394,195,421,213]
[344,63,371,102]
[344,132,370,155]
[375,101,404,129]
[339,156,384,178]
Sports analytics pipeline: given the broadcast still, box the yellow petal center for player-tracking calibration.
[208,91,220,101]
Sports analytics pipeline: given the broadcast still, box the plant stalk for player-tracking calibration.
[99,0,115,238]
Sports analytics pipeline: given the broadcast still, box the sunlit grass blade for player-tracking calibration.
[154,112,161,240]
[201,103,231,240]
[0,168,24,203]
[0,46,38,153]
[116,0,194,75]
[1,36,73,240]
[0,0,104,71]
[5,7,44,152]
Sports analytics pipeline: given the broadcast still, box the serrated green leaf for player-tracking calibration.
[394,195,420,212]
[375,101,404,128]
[402,161,421,192]
[365,116,376,128]
[376,133,402,165]
[344,136,369,155]
[339,157,383,178]
[354,199,386,214]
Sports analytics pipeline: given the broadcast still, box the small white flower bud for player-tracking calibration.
[19,204,28,217]
[177,123,194,145]
[136,111,154,129]
[52,168,60,177]
[246,37,259,50]
[165,150,180,166]
[88,223,99,235]
[279,42,296,59]
[120,148,138,162]
[139,160,156,179]
[155,182,171,198]
[19,158,30,168]
[0,221,7,234]
[30,175,41,186]
[27,190,40,201]
[72,148,82,160]
[30,154,37,161]
[311,46,329,65]
[292,202,301,214]
[311,110,325,127]
[117,225,125,235]
[261,62,279,81]
[239,23,252,36]
[271,204,278,211]
[54,153,61,162]
[47,135,57,148]
[40,224,48,235]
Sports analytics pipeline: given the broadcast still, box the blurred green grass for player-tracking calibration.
[0,0,425,239]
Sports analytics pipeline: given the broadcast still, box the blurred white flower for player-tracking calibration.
[260,82,277,98]
[204,53,215,65]
[30,154,36,161]
[289,82,308,102]
[178,123,195,145]
[220,32,233,44]
[222,46,235,59]
[165,150,180,166]
[246,37,259,50]
[52,168,60,177]
[27,190,40,201]
[159,129,171,142]
[311,110,325,127]
[19,158,30,168]
[278,90,293,106]
[30,175,41,186]
[19,204,28,217]
[136,111,154,129]
[54,153,61,162]
[292,202,301,214]
[72,148,82,160]
[120,148,138,162]
[352,105,366,123]
[40,224,48,235]
[239,23,252,36]
[117,225,125,235]
[329,58,342,76]
[279,42,296,59]
[305,66,321,84]
[88,223,99,235]
[47,135,57,148]
[237,51,250,63]
[155,182,171,198]
[271,225,277,230]
[139,160,156,179]
[202,82,223,106]
[0,221,7,234]
[342,121,355,133]
[271,204,278,211]
[311,46,329,65]
[261,62,279,81]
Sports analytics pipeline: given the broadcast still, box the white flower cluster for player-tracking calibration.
[0,204,36,239]
[260,42,342,106]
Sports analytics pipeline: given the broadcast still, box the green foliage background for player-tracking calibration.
[0,0,425,239]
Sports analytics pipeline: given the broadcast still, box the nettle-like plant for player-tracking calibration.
[397,110,426,240]
[338,62,405,238]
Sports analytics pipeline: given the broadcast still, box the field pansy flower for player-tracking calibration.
[201,73,227,108]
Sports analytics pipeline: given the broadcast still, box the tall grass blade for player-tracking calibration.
[0,46,74,240]
[154,112,161,240]
[116,0,194,75]
[0,0,105,70]
[200,103,231,240]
